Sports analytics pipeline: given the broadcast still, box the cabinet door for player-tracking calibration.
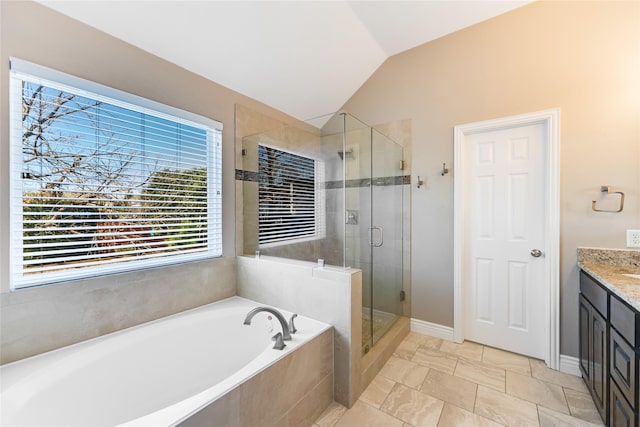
[592,306,608,421]
[580,292,608,423]
[579,294,592,381]
[611,380,636,427]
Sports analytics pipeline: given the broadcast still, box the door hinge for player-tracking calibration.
[399,160,405,171]
[400,290,406,301]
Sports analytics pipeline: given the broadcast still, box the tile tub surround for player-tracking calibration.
[577,247,640,311]
[180,328,333,427]
[314,332,603,427]
[236,255,362,407]
[0,256,236,365]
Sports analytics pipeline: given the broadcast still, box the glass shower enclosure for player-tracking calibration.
[240,112,405,353]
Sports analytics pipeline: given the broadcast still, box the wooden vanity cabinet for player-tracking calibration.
[580,270,640,427]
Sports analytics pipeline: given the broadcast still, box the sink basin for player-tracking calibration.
[623,274,640,280]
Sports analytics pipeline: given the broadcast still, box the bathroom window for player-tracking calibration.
[9,59,222,289]
[257,145,325,246]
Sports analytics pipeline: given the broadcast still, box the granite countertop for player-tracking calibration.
[578,247,640,312]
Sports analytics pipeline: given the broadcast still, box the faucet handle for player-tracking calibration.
[272,332,286,350]
[289,314,298,334]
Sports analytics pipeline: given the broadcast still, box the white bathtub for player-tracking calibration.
[0,296,331,426]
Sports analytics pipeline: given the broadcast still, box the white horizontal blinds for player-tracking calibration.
[258,145,317,245]
[10,63,222,288]
[207,129,223,255]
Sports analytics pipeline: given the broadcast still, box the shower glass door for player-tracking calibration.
[369,130,404,349]
[345,119,403,354]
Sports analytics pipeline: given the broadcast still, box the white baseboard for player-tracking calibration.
[410,318,455,341]
[411,317,582,378]
[559,354,581,377]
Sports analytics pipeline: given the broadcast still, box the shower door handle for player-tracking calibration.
[369,226,383,247]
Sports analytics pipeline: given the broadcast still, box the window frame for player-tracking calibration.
[9,58,223,290]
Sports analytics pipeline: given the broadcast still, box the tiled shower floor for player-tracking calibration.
[315,331,603,427]
[362,310,398,354]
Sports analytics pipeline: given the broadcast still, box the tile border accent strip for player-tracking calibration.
[235,169,259,182]
[325,175,411,189]
[235,169,411,188]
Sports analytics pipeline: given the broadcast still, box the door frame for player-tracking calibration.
[453,109,560,369]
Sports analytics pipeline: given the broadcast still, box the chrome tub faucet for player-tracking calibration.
[243,307,296,350]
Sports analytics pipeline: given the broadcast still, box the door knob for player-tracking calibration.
[530,249,543,258]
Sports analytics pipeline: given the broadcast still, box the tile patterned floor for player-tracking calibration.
[314,332,604,427]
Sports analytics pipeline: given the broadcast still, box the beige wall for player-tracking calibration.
[0,1,294,363]
[343,1,640,357]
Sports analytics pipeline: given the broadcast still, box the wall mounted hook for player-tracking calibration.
[441,163,449,176]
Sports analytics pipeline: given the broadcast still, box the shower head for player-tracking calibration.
[338,148,354,160]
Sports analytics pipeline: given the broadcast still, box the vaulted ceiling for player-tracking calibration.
[37,1,531,121]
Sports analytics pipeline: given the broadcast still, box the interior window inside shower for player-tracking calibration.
[257,144,326,247]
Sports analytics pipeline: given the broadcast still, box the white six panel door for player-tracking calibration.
[463,123,546,359]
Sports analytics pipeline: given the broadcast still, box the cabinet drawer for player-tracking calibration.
[611,379,636,427]
[612,295,638,348]
[580,271,608,317]
[611,328,636,407]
